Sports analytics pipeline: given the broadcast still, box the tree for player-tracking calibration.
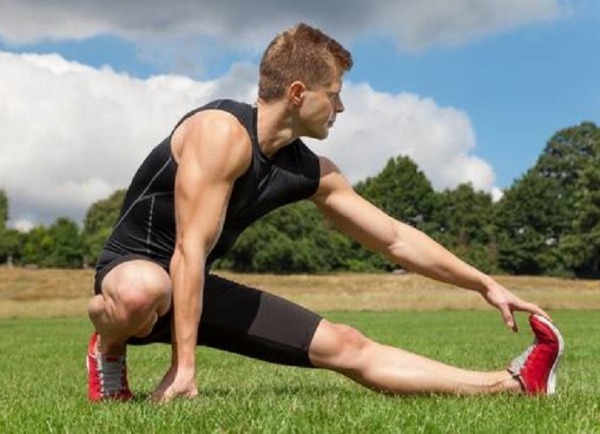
[219,201,353,273]
[495,122,599,275]
[351,156,438,271]
[557,123,600,276]
[21,225,51,266]
[0,190,22,265]
[0,189,7,230]
[0,229,21,265]
[83,189,126,265]
[355,156,437,227]
[434,183,498,273]
[22,218,85,268]
[49,217,86,268]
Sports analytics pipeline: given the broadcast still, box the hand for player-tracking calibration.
[150,364,198,403]
[480,281,551,332]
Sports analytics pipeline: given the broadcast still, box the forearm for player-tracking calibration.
[170,246,204,369]
[386,221,494,293]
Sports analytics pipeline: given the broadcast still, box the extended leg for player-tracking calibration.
[309,320,521,395]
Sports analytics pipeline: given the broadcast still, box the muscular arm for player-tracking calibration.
[159,110,250,399]
[311,157,548,328]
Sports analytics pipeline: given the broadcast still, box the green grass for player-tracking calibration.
[0,311,598,433]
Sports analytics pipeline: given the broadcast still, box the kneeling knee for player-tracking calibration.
[114,267,170,313]
[118,286,160,314]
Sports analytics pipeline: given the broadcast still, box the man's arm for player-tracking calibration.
[152,110,251,402]
[311,157,548,330]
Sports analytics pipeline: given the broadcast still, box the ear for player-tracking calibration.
[288,81,306,106]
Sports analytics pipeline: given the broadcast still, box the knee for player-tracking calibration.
[103,262,171,319]
[87,294,105,322]
[115,271,170,315]
[310,322,369,370]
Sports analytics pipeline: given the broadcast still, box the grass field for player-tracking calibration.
[0,311,598,433]
[0,268,599,432]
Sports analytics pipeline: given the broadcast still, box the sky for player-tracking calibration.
[0,0,598,231]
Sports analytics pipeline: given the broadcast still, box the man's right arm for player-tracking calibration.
[151,110,251,402]
[311,156,549,331]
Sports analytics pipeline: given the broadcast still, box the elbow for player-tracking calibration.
[385,221,408,258]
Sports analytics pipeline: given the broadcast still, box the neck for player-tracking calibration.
[255,98,299,157]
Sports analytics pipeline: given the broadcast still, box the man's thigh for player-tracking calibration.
[128,273,323,367]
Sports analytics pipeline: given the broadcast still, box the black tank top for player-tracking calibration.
[98,99,320,270]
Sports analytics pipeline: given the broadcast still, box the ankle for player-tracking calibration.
[485,371,522,394]
[501,371,523,394]
[96,334,127,356]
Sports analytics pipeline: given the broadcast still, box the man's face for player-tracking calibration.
[298,79,344,140]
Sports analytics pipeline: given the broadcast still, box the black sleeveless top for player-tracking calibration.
[98,99,321,270]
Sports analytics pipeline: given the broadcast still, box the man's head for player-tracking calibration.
[258,23,353,103]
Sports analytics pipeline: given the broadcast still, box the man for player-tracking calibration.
[87,23,563,403]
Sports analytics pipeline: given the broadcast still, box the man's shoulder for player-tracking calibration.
[198,99,253,125]
[173,99,252,133]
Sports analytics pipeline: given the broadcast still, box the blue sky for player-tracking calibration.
[0,0,598,229]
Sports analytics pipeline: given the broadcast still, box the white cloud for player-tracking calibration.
[0,0,566,51]
[0,51,257,228]
[0,51,496,228]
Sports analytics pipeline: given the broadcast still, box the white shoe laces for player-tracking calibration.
[508,337,538,376]
[96,354,128,395]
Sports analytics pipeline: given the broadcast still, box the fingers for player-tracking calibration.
[527,303,552,321]
[501,298,554,333]
[513,298,553,322]
[151,386,198,404]
[150,366,199,404]
[500,305,518,332]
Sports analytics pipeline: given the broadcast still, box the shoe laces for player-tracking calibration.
[96,354,129,396]
[509,337,538,375]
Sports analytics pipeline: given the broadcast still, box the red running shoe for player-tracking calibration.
[508,314,564,395]
[87,332,133,402]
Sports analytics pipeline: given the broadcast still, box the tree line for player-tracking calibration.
[1,121,598,277]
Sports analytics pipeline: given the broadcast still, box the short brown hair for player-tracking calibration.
[258,23,353,102]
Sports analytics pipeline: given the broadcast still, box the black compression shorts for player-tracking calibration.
[94,254,322,368]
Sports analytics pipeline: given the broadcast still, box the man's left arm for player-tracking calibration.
[311,157,549,331]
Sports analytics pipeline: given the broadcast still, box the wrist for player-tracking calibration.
[175,354,196,371]
[476,274,496,294]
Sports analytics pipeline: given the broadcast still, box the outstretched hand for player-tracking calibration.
[151,365,198,403]
[480,281,551,332]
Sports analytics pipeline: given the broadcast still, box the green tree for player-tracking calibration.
[83,189,126,265]
[355,156,437,226]
[220,201,353,273]
[0,190,22,264]
[495,122,599,275]
[558,123,600,276]
[0,229,21,265]
[350,156,438,271]
[21,225,52,266]
[49,217,86,268]
[0,189,7,230]
[434,183,498,273]
[22,218,85,268]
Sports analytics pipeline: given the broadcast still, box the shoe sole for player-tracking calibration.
[532,314,564,395]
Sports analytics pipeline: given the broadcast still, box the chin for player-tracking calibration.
[304,131,328,141]
[315,127,331,140]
